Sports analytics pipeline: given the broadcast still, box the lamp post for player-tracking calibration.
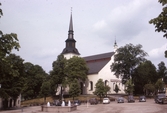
[83,83,88,108]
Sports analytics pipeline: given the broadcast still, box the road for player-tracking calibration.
[1,99,167,113]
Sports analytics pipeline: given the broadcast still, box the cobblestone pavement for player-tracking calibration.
[1,99,167,113]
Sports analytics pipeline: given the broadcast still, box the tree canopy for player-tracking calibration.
[65,56,88,83]
[149,0,167,57]
[49,54,67,96]
[133,60,159,94]
[22,62,48,100]
[93,79,110,100]
[0,54,25,100]
[149,0,167,38]
[111,43,148,83]
[69,79,81,100]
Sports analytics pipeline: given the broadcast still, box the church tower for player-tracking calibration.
[114,39,118,52]
[62,12,80,59]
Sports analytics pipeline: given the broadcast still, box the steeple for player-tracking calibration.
[114,39,118,52]
[68,11,73,39]
[61,10,80,57]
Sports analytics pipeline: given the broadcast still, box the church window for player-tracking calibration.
[89,81,93,90]
[113,83,115,91]
[105,80,109,86]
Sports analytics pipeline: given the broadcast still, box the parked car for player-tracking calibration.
[117,97,124,103]
[139,96,146,102]
[155,93,167,104]
[128,95,135,103]
[73,100,81,106]
[103,98,110,104]
[89,98,98,105]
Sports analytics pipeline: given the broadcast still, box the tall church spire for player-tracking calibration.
[68,11,73,39]
[61,10,80,57]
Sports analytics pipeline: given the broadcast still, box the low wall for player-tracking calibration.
[41,105,77,112]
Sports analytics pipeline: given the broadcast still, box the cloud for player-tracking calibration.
[149,43,167,58]
[93,20,107,31]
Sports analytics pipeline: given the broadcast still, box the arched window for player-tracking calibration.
[113,83,115,91]
[89,81,93,90]
[105,80,109,86]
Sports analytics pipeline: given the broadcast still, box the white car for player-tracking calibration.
[103,98,110,104]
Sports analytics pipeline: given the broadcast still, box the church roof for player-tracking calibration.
[83,52,115,74]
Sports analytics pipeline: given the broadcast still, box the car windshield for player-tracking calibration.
[140,96,145,98]
[103,98,109,100]
[118,97,123,99]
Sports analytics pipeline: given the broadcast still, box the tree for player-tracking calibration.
[93,79,106,101]
[133,60,159,94]
[65,56,88,82]
[39,81,51,104]
[0,3,2,18]
[149,0,167,38]
[22,62,47,100]
[157,61,167,83]
[50,54,67,98]
[124,79,134,95]
[111,43,148,83]
[149,0,167,57]
[104,85,110,97]
[114,84,120,94]
[69,79,81,100]
[0,54,25,108]
[143,83,155,96]
[155,78,165,93]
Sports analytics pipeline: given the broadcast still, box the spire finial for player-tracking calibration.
[114,37,117,45]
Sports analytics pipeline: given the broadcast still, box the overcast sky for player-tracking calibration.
[0,0,167,73]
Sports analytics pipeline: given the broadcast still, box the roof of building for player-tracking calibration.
[83,52,115,74]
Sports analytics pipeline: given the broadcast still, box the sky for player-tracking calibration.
[0,0,167,73]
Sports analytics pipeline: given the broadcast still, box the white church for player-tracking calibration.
[61,12,125,95]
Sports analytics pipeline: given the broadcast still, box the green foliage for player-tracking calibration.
[65,56,88,82]
[39,81,51,104]
[69,79,81,100]
[93,79,106,99]
[0,2,3,18]
[149,0,167,57]
[155,78,165,93]
[125,79,134,95]
[133,60,159,94]
[114,84,120,94]
[157,61,167,83]
[143,83,155,96]
[104,85,110,97]
[149,0,167,38]
[50,54,67,96]
[0,54,25,100]
[111,43,148,82]
[165,50,167,58]
[22,62,47,100]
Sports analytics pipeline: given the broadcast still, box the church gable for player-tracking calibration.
[83,52,115,74]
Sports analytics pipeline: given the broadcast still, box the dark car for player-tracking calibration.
[139,96,146,102]
[117,97,124,103]
[155,93,167,104]
[89,98,98,105]
[73,100,81,106]
[128,95,135,103]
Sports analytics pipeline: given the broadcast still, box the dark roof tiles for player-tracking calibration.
[83,52,115,74]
